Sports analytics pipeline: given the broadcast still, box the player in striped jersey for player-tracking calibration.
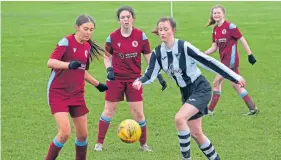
[205,5,258,115]
[133,17,246,160]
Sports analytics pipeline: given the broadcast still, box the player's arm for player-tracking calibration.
[104,36,115,80]
[143,53,151,64]
[104,35,113,68]
[47,37,81,70]
[142,32,152,64]
[143,52,167,91]
[185,42,244,85]
[231,23,256,65]
[84,71,108,92]
[133,50,162,90]
[104,48,112,68]
[47,59,69,69]
[204,43,218,55]
[138,50,161,84]
[239,36,252,55]
[204,28,217,55]
[239,36,257,65]
[142,32,167,90]
[84,71,99,86]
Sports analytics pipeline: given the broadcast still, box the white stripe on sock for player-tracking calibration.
[203,146,214,155]
[180,146,191,152]
[210,152,218,160]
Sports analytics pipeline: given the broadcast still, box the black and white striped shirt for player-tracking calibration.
[139,39,241,88]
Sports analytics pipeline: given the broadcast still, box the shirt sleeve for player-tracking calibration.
[105,35,113,54]
[50,37,68,60]
[229,23,242,40]
[141,32,151,54]
[139,50,161,84]
[184,41,241,84]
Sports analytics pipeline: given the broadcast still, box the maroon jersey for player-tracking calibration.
[212,20,242,68]
[47,34,90,102]
[105,28,151,80]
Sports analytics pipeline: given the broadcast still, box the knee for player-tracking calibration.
[103,105,117,118]
[76,135,88,142]
[133,110,144,121]
[57,127,71,142]
[174,114,186,127]
[76,129,88,141]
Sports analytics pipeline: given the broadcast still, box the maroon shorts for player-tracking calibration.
[48,93,89,118]
[105,80,143,102]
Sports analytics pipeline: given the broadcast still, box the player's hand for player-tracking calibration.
[157,74,167,91]
[95,82,108,92]
[248,54,256,65]
[237,77,246,88]
[106,67,115,80]
[68,61,82,69]
[132,79,142,90]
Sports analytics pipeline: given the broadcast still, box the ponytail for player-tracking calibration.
[87,39,105,61]
[151,27,159,36]
[206,15,216,27]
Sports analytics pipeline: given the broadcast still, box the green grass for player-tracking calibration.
[2,1,281,160]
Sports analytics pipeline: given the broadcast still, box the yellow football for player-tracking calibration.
[117,119,142,143]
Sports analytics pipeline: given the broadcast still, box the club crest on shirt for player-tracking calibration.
[132,41,138,47]
[73,48,77,53]
[175,53,181,60]
[118,53,124,59]
[117,43,121,47]
[85,50,88,58]
[166,64,182,76]
[222,29,227,34]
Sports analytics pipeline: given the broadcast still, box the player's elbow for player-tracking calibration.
[212,44,218,52]
[47,59,56,68]
[103,55,111,66]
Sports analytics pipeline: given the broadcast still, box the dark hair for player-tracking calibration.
[206,5,226,27]
[116,6,135,19]
[152,16,176,35]
[75,14,104,61]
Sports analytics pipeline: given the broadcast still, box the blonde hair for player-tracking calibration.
[206,5,226,27]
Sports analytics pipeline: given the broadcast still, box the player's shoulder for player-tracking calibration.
[109,28,121,37]
[177,39,186,45]
[152,43,162,54]
[132,27,143,32]
[225,20,238,30]
[57,34,73,46]
[106,29,120,43]
[132,27,148,39]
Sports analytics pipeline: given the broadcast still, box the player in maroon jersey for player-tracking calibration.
[94,6,167,152]
[45,14,108,160]
[204,5,259,115]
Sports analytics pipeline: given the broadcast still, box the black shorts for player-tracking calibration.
[180,75,212,120]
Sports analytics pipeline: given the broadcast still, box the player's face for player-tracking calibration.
[119,10,134,29]
[212,8,224,22]
[75,22,95,41]
[157,21,175,42]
